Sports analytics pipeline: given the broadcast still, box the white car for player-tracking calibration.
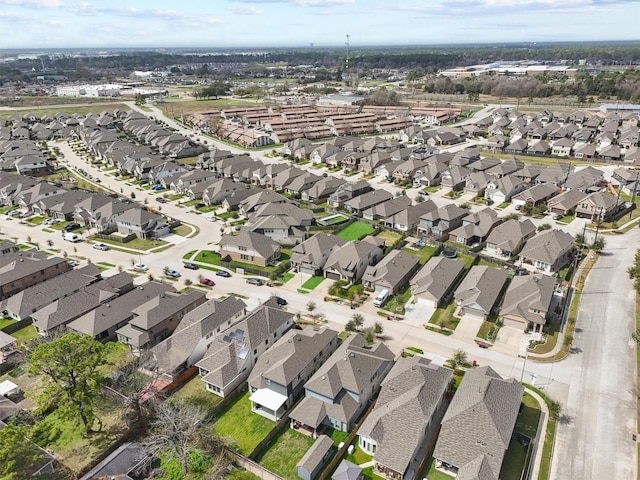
[92,242,109,251]
[205,214,216,222]
[133,263,149,272]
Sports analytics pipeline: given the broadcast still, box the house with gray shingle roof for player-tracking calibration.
[546,189,589,216]
[248,326,339,422]
[116,289,207,356]
[448,208,501,247]
[411,256,466,309]
[536,163,571,186]
[512,183,558,207]
[362,196,412,222]
[289,334,395,434]
[433,366,523,480]
[344,190,394,217]
[357,356,452,480]
[115,207,169,239]
[67,281,176,342]
[301,176,347,204]
[563,166,604,192]
[31,272,134,335]
[219,230,281,267]
[149,296,247,383]
[500,274,558,333]
[297,435,334,480]
[385,200,438,233]
[484,219,537,258]
[292,233,347,276]
[196,305,295,398]
[323,236,385,284]
[362,250,421,295]
[518,229,574,273]
[332,460,362,480]
[327,180,373,209]
[0,250,70,300]
[454,266,508,320]
[575,191,619,221]
[484,175,528,204]
[1,264,101,321]
[417,204,468,241]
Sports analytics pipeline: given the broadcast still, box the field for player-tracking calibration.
[336,221,374,241]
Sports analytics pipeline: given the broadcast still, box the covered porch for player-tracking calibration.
[249,388,288,422]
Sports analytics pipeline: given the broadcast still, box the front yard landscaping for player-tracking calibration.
[256,429,315,480]
[301,275,325,291]
[212,391,274,455]
[336,221,374,241]
[96,236,169,252]
[429,301,460,331]
[380,287,412,315]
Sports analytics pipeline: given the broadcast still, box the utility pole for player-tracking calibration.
[593,206,604,245]
[345,34,350,87]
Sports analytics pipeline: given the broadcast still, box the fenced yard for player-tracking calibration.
[336,221,374,241]
[255,429,315,480]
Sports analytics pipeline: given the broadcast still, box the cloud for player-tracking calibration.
[0,0,64,7]
[228,5,263,14]
[232,0,355,6]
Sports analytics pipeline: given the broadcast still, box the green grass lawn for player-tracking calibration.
[301,275,325,290]
[381,287,412,315]
[336,221,374,241]
[213,392,275,455]
[324,426,349,446]
[27,216,45,225]
[321,214,349,226]
[376,230,402,246]
[256,429,315,480]
[99,341,134,376]
[429,301,460,330]
[420,457,455,480]
[499,437,530,480]
[403,245,438,264]
[169,375,223,412]
[172,224,193,237]
[31,396,127,473]
[10,325,38,343]
[516,393,542,437]
[277,272,295,283]
[0,317,16,330]
[97,236,169,251]
[345,442,372,465]
[477,320,499,341]
[497,202,510,209]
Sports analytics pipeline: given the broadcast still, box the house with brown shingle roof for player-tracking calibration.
[362,250,421,295]
[500,274,558,333]
[518,229,574,273]
[433,366,523,480]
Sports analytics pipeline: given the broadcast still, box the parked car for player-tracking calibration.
[165,269,181,278]
[156,197,167,203]
[205,215,216,222]
[152,185,164,191]
[92,242,109,251]
[133,263,149,272]
[386,176,396,183]
[199,278,215,286]
[246,278,263,286]
[194,203,206,209]
[63,223,81,232]
[552,213,562,220]
[215,270,231,278]
[5,210,19,216]
[184,262,199,270]
[514,204,522,211]
[485,199,494,206]
[43,218,61,225]
[275,297,287,306]
[67,260,79,267]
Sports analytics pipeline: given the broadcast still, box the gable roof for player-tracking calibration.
[500,274,557,326]
[485,219,536,253]
[454,266,508,315]
[411,256,467,301]
[362,250,420,290]
[433,366,523,480]
[519,229,574,265]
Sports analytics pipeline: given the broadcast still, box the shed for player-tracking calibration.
[332,460,362,480]
[297,434,334,480]
[0,380,19,397]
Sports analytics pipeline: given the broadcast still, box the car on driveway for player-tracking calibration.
[194,203,206,209]
[152,185,165,191]
[165,269,181,278]
[43,218,61,225]
[552,213,562,220]
[246,278,263,286]
[515,204,522,211]
[215,270,231,277]
[199,278,216,286]
[184,262,199,270]
[67,260,79,267]
[63,223,81,232]
[133,263,149,272]
[92,242,109,251]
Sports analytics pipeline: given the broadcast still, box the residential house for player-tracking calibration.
[252,163,290,187]
[546,190,589,216]
[116,289,207,356]
[0,331,17,364]
[271,167,305,191]
[504,138,528,154]
[67,281,176,342]
[148,296,248,386]
[31,272,134,335]
[289,334,395,435]
[328,181,373,209]
[454,266,508,320]
[486,157,524,178]
[417,204,468,241]
[464,171,492,197]
[0,250,70,300]
[511,183,558,207]
[385,200,438,233]
[362,196,412,222]
[484,219,537,258]
[574,143,598,159]
[115,208,169,239]
[285,172,323,198]
[239,190,290,218]
[563,166,604,192]
[411,256,466,309]
[202,179,247,205]
[551,138,574,157]
[433,366,524,480]
[536,163,571,186]
[500,274,558,332]
[247,202,313,246]
[484,175,528,204]
[357,357,452,480]
[248,326,339,421]
[440,166,472,191]
[513,164,543,184]
[467,156,501,172]
[197,305,295,398]
[362,250,421,295]
[292,234,347,276]
[323,236,385,284]
[302,177,347,204]
[612,167,638,187]
[575,191,619,220]
[1,264,102,321]
[412,162,449,188]
[219,230,281,267]
[448,208,501,247]
[528,140,551,156]
[344,190,394,216]
[518,229,575,273]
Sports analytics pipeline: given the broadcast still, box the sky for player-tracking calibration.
[0,0,639,49]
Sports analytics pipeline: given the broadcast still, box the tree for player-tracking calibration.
[345,320,358,333]
[373,321,383,336]
[351,313,364,330]
[549,399,562,421]
[450,349,468,369]
[628,249,640,292]
[46,239,53,248]
[537,223,552,232]
[0,425,42,480]
[503,213,521,221]
[28,333,109,433]
[592,237,606,253]
[306,301,317,316]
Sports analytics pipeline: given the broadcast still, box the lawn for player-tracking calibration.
[0,317,16,330]
[420,457,455,480]
[213,391,275,455]
[499,437,530,480]
[31,396,127,473]
[344,441,372,465]
[256,429,315,480]
[97,236,169,251]
[429,301,460,330]
[11,325,39,343]
[376,230,403,246]
[381,287,412,315]
[277,272,295,283]
[516,393,542,437]
[172,224,193,237]
[477,320,499,341]
[336,221,374,241]
[403,245,437,264]
[324,426,349,446]
[169,375,223,412]
[301,275,325,291]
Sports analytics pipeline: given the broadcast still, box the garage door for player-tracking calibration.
[299,267,315,276]
[459,308,486,322]
[503,317,525,331]
[326,271,341,281]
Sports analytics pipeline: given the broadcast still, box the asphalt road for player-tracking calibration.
[550,229,638,480]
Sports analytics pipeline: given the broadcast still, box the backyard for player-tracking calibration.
[403,244,438,264]
[169,374,223,412]
[212,391,275,455]
[336,221,374,241]
[255,429,315,480]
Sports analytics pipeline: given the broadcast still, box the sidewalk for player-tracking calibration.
[524,387,550,480]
